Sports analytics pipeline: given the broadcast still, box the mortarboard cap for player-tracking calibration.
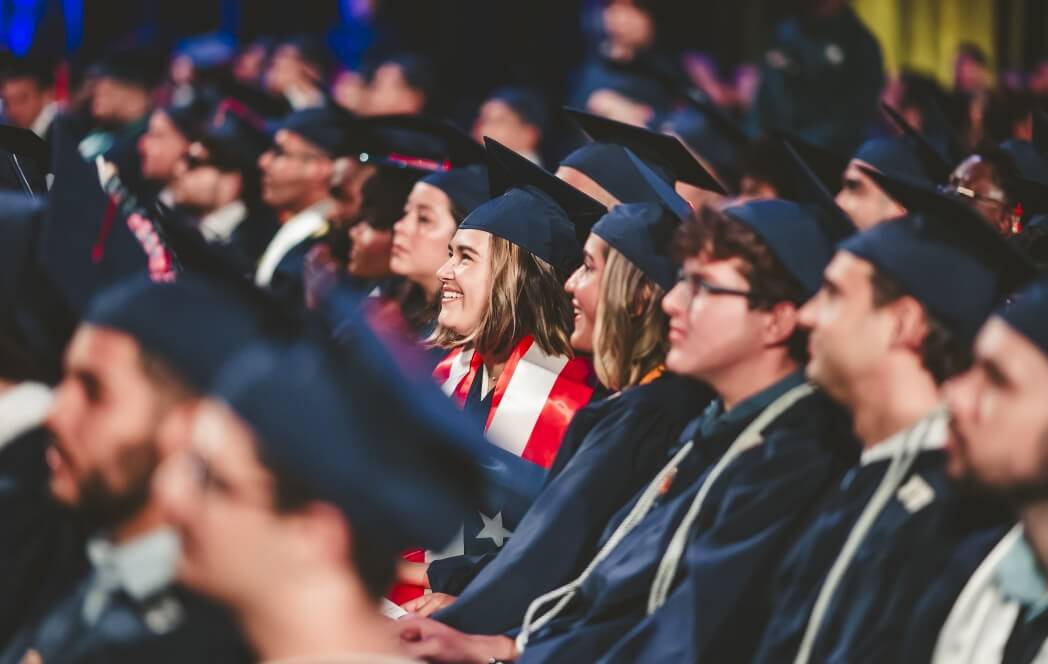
[212,336,486,555]
[575,60,675,114]
[357,114,486,169]
[559,142,661,204]
[201,101,272,173]
[880,102,956,184]
[780,139,857,243]
[461,138,606,275]
[277,106,346,157]
[847,167,1036,341]
[662,105,747,193]
[853,136,935,186]
[421,164,490,215]
[997,275,1048,359]
[83,274,275,390]
[91,47,166,91]
[173,33,236,71]
[722,199,839,300]
[591,201,681,291]
[488,87,550,132]
[161,96,215,143]
[770,130,850,196]
[566,107,725,194]
[622,148,691,220]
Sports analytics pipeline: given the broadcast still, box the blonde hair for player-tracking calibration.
[431,235,574,360]
[592,247,669,391]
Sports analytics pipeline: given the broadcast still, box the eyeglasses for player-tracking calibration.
[940,183,1007,209]
[676,270,760,301]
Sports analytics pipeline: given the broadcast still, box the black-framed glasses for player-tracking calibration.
[676,270,759,300]
[266,143,326,162]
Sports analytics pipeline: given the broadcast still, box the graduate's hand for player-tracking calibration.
[397,560,430,588]
[396,616,517,663]
[401,592,457,617]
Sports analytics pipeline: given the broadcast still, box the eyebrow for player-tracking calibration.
[981,358,1010,386]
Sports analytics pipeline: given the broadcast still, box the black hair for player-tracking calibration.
[1,59,54,90]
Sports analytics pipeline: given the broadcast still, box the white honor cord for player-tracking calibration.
[647,383,817,613]
[515,440,696,653]
[792,412,938,664]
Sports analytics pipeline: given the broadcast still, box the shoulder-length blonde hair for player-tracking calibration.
[592,246,669,392]
[430,235,574,360]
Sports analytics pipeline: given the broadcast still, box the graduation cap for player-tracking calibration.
[161,96,216,143]
[90,47,166,91]
[211,336,486,555]
[461,138,607,275]
[488,87,550,131]
[780,139,857,243]
[201,101,272,173]
[83,274,278,390]
[217,79,293,124]
[997,275,1048,359]
[565,107,726,194]
[0,123,50,195]
[574,58,676,114]
[357,114,487,170]
[722,199,840,299]
[769,130,849,196]
[276,106,347,157]
[421,164,490,215]
[880,102,956,184]
[848,167,1036,341]
[662,105,748,193]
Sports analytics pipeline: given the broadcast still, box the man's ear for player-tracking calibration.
[889,295,930,352]
[763,301,800,348]
[296,501,353,566]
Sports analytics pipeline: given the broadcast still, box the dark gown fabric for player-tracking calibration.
[432,373,713,634]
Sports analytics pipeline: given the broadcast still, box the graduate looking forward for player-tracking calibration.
[751,172,1035,663]
[400,166,713,628]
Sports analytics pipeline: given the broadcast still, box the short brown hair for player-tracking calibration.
[431,235,574,359]
[674,205,809,362]
[870,269,972,384]
[593,247,669,391]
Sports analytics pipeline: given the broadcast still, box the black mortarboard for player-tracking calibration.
[202,101,272,173]
[770,131,850,196]
[566,108,725,194]
[722,199,838,299]
[780,140,857,242]
[847,168,1036,341]
[421,164,490,215]
[853,136,935,186]
[999,139,1048,190]
[559,142,659,203]
[461,138,607,275]
[357,114,486,169]
[218,79,293,123]
[212,337,485,554]
[592,202,680,291]
[0,123,50,194]
[83,274,272,390]
[622,148,691,220]
[998,275,1048,359]
[880,102,955,184]
[91,47,165,91]
[277,106,346,157]
[173,33,236,71]
[488,87,550,132]
[574,60,675,113]
[661,106,746,193]
[162,96,215,143]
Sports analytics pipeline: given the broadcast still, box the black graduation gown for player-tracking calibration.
[0,427,88,646]
[225,206,280,272]
[596,391,858,663]
[0,580,252,664]
[0,429,253,664]
[431,374,713,634]
[268,236,322,309]
[751,449,1010,663]
[516,385,855,663]
[900,525,1013,662]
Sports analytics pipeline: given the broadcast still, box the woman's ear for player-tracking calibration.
[630,281,656,318]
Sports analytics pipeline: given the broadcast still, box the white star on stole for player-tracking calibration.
[476,512,513,547]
